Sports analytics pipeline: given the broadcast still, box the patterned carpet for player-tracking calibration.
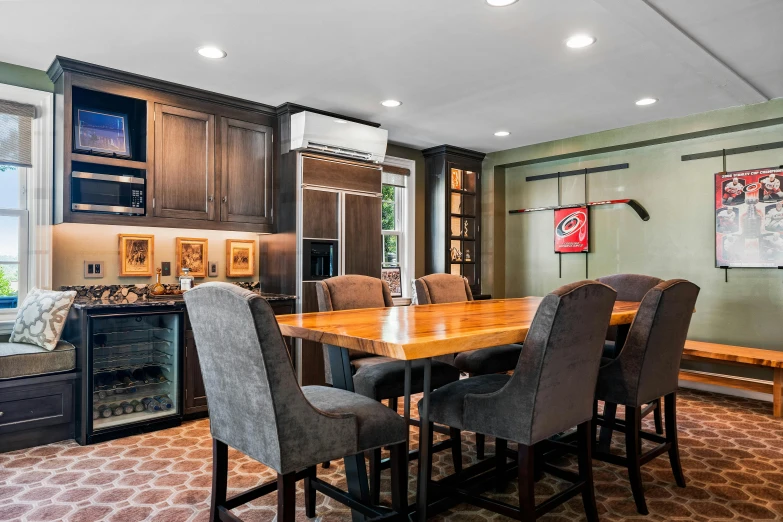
[1,388,783,522]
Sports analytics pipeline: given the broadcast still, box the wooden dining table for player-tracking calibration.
[276,296,641,521]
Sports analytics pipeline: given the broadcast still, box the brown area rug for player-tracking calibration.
[1,388,782,521]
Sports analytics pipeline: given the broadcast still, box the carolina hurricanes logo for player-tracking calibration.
[555,210,588,239]
[744,182,761,193]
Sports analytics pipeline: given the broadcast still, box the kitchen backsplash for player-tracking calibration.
[62,282,261,302]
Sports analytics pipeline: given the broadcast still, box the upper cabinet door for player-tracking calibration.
[220,118,273,225]
[154,104,216,220]
[343,193,382,278]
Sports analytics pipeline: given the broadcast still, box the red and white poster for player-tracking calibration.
[554,206,588,253]
[715,167,783,268]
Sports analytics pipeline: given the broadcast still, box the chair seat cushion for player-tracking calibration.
[453,344,523,375]
[422,373,510,430]
[351,357,460,400]
[0,340,76,380]
[302,385,407,452]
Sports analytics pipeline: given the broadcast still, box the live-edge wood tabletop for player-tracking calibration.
[276,297,640,361]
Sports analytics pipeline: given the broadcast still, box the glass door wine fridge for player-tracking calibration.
[88,311,182,439]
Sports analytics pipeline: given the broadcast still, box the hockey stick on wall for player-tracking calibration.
[509,198,650,221]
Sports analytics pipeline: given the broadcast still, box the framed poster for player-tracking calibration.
[118,234,154,277]
[226,239,256,277]
[715,167,783,268]
[176,237,208,277]
[381,266,402,297]
[554,206,588,253]
[73,108,131,157]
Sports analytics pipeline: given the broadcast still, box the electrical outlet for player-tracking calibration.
[84,261,104,279]
[209,261,218,277]
[161,262,171,276]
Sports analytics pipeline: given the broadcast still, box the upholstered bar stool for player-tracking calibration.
[184,283,409,522]
[316,274,461,504]
[593,279,700,515]
[415,273,523,459]
[420,280,617,521]
[595,273,665,442]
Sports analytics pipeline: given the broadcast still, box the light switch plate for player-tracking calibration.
[209,261,218,277]
[84,261,104,279]
[161,262,171,276]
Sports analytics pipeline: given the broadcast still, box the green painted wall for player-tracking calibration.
[484,99,783,379]
[0,61,53,92]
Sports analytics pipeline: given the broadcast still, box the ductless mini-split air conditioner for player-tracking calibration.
[289,111,388,163]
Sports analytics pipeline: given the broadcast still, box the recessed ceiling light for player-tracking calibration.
[197,46,227,59]
[635,97,658,106]
[381,100,402,108]
[494,131,511,137]
[486,0,519,6]
[566,34,596,49]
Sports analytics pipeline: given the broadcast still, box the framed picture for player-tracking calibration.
[226,239,256,277]
[554,206,588,253]
[73,108,131,158]
[176,237,208,278]
[118,234,154,277]
[381,266,402,298]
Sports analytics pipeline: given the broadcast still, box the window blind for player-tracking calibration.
[382,164,409,188]
[0,100,36,168]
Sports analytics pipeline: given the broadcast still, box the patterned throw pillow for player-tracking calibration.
[9,288,77,351]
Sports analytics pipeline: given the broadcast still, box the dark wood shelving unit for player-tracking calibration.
[423,145,486,296]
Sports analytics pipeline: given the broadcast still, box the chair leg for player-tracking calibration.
[476,433,486,460]
[578,421,599,522]
[665,392,686,488]
[210,439,228,522]
[449,428,463,474]
[390,442,409,515]
[369,448,382,506]
[304,466,317,518]
[653,398,664,435]
[277,471,297,522]
[495,438,508,492]
[388,397,399,412]
[625,405,648,515]
[517,443,536,521]
[598,401,617,453]
[321,461,330,469]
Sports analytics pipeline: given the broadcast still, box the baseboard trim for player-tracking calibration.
[679,369,773,402]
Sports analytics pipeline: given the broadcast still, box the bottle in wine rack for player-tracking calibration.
[92,408,100,420]
[130,400,144,412]
[142,397,161,411]
[98,405,112,418]
[97,389,108,400]
[145,367,167,383]
[109,403,124,416]
[110,373,124,389]
[120,401,134,414]
[116,370,134,387]
[132,368,149,383]
[154,395,173,410]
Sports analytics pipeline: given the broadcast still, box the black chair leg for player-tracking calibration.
[450,428,463,474]
[390,442,409,515]
[388,397,399,412]
[495,438,508,492]
[369,448,382,505]
[277,471,297,522]
[304,466,317,517]
[665,392,686,488]
[578,421,599,522]
[321,461,330,469]
[517,443,536,521]
[625,406,648,515]
[476,433,486,459]
[210,439,228,522]
[653,397,664,435]
[598,401,617,453]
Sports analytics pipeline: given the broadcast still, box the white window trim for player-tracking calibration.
[0,84,53,330]
[382,155,416,298]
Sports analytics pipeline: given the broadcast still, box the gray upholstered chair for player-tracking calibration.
[593,279,700,515]
[184,283,408,522]
[596,273,665,438]
[316,274,461,504]
[415,273,523,459]
[419,280,617,521]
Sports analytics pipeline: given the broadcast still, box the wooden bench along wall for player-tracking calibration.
[680,340,783,417]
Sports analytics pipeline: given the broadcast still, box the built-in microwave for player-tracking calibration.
[71,171,145,215]
[302,239,338,280]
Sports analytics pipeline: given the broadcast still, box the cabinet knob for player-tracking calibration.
[208,195,214,202]
[222,196,228,203]
[0,412,4,417]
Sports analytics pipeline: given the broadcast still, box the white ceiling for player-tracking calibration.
[1,0,780,153]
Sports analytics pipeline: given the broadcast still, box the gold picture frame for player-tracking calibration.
[226,239,256,277]
[118,234,154,277]
[176,237,208,278]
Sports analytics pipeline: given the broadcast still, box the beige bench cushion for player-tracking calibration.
[0,340,76,380]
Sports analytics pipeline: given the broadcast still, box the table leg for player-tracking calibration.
[416,358,432,522]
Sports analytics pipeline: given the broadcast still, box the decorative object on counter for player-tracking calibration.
[9,288,77,351]
[208,261,218,277]
[450,245,462,262]
[83,261,104,279]
[149,268,166,296]
[226,239,255,277]
[118,234,154,277]
[176,237,208,278]
[179,267,194,291]
[381,266,403,298]
[73,107,131,158]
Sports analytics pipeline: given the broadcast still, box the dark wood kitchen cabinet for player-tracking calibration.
[344,193,382,278]
[154,104,216,221]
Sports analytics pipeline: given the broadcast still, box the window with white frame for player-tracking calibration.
[0,165,28,310]
[381,156,415,298]
[382,184,403,267]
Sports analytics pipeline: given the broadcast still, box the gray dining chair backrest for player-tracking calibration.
[184,283,357,474]
[596,274,663,342]
[464,280,617,445]
[414,274,473,305]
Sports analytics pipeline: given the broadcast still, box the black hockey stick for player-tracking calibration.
[508,199,650,221]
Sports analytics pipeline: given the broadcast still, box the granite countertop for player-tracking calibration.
[71,291,297,309]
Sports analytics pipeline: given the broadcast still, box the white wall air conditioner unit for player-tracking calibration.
[290,111,388,163]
